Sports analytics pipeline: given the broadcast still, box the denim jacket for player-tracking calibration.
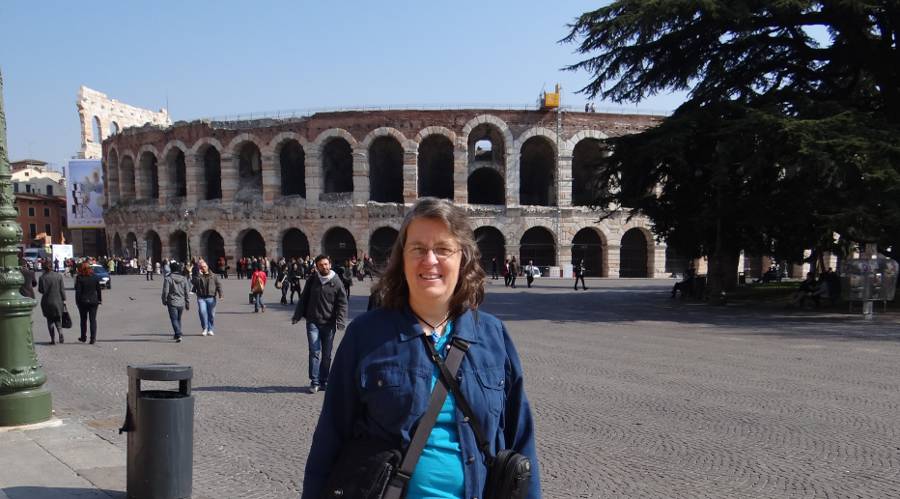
[301,306,541,499]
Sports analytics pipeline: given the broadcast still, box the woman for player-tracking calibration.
[301,198,541,499]
[250,263,267,313]
[74,261,103,344]
[191,259,223,336]
[38,261,66,344]
[162,262,190,342]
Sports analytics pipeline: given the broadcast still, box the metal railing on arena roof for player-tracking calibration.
[200,103,670,123]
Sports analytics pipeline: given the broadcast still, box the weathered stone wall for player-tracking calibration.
[77,86,170,159]
[102,109,672,278]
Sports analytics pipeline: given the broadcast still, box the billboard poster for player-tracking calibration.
[66,159,105,228]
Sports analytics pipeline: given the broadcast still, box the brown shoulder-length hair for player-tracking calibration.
[77,261,93,276]
[373,197,486,318]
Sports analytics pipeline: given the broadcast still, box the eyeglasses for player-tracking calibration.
[405,245,460,261]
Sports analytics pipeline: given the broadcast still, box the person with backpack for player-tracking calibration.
[250,263,267,313]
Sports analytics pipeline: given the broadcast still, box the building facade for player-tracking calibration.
[15,193,67,248]
[102,109,680,277]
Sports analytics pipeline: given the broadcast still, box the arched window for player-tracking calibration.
[282,229,310,259]
[120,156,136,200]
[369,136,404,203]
[92,116,102,143]
[240,229,267,259]
[169,230,188,262]
[620,228,649,277]
[144,230,162,263]
[201,230,225,266]
[236,142,262,198]
[107,150,120,205]
[139,151,159,199]
[369,227,399,268]
[572,139,607,206]
[113,233,123,257]
[110,122,120,135]
[323,227,357,265]
[202,146,222,200]
[474,226,505,272]
[125,232,139,258]
[519,137,556,206]
[572,228,606,277]
[519,227,556,267]
[418,135,453,199]
[166,148,187,198]
[322,139,353,194]
[280,140,306,197]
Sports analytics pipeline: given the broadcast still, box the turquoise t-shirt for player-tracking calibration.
[406,322,465,498]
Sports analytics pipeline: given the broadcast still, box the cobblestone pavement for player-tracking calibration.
[30,274,900,498]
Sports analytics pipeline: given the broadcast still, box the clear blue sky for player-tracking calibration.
[0,1,685,170]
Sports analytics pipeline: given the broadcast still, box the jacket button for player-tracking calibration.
[466,456,475,464]
[376,380,383,387]
[463,416,470,423]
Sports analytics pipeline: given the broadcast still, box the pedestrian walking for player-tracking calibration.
[300,198,541,498]
[574,259,588,290]
[291,255,348,394]
[145,258,154,281]
[74,261,103,344]
[20,260,37,298]
[524,259,538,288]
[503,258,511,287]
[250,264,267,313]
[509,256,519,288]
[191,259,223,336]
[38,261,66,345]
[162,262,191,343]
[491,256,498,280]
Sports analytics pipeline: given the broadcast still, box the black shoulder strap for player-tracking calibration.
[424,337,494,461]
[382,335,468,499]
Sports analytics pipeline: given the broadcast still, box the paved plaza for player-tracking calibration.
[23,274,900,498]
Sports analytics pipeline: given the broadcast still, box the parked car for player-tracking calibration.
[91,264,112,289]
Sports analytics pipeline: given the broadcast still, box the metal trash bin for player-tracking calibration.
[120,364,194,499]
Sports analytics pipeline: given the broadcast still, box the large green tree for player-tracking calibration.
[564,0,900,296]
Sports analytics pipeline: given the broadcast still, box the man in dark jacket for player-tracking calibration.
[291,255,348,394]
[162,262,191,342]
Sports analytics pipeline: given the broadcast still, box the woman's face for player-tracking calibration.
[403,218,461,308]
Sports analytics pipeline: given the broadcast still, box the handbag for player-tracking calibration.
[61,304,73,329]
[424,337,533,499]
[321,336,470,499]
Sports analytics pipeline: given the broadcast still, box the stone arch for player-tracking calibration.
[200,230,225,266]
[112,232,123,257]
[417,134,454,199]
[461,115,514,156]
[414,126,457,147]
[369,226,399,268]
[271,133,308,198]
[368,135,404,203]
[467,168,505,205]
[229,135,264,200]
[465,122,508,166]
[519,226,557,267]
[169,230,188,262]
[125,232,139,258]
[474,225,506,272]
[119,155,136,200]
[572,137,609,207]
[110,121,119,135]
[238,228,267,259]
[565,129,609,152]
[572,227,607,277]
[320,136,354,195]
[620,227,653,278]
[195,142,222,201]
[163,142,188,199]
[322,226,357,265]
[92,116,102,143]
[144,230,162,264]
[519,135,557,206]
[106,149,120,205]
[137,147,160,200]
[515,127,559,150]
[281,228,310,259]
[361,127,410,150]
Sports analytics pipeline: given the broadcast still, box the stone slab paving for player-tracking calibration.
[20,274,900,498]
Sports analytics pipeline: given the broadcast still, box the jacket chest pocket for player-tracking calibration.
[360,367,426,430]
[470,366,506,416]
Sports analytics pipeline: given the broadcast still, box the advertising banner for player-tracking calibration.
[66,159,105,228]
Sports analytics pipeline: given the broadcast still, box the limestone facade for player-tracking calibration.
[77,86,170,159]
[102,109,677,278]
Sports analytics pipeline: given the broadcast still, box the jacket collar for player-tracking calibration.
[396,305,480,344]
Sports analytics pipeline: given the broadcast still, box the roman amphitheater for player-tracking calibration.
[99,107,684,278]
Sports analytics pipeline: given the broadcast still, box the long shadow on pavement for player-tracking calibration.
[3,486,123,499]
[193,385,307,394]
